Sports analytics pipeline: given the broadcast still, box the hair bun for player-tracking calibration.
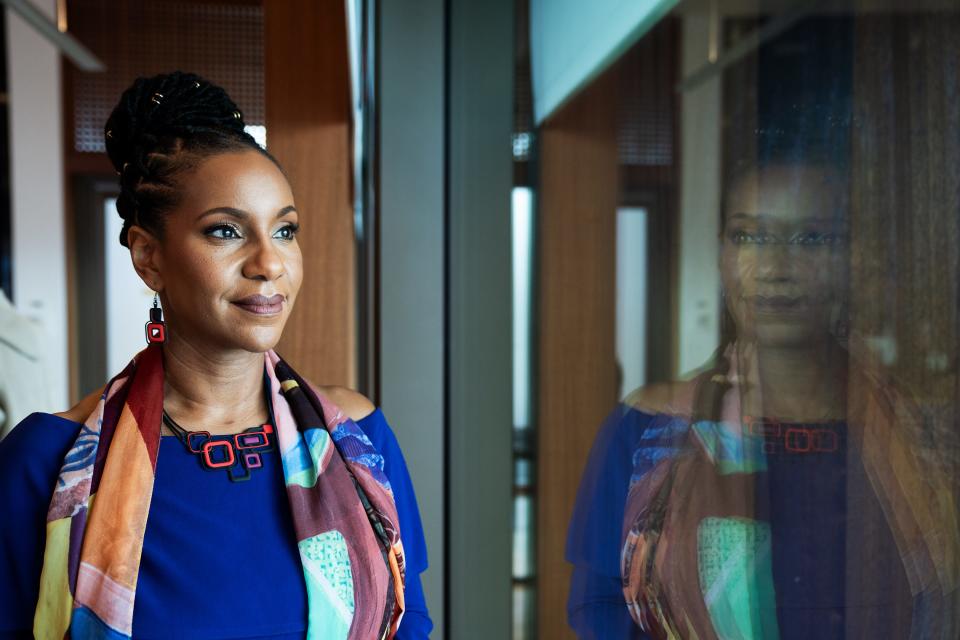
[104,71,249,175]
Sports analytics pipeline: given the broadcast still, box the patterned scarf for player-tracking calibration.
[620,349,960,639]
[33,344,406,639]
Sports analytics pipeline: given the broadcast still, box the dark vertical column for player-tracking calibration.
[447,0,515,636]
[379,0,447,633]
[0,8,11,301]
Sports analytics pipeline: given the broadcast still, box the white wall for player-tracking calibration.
[677,8,722,376]
[6,0,67,411]
[616,207,648,397]
[104,197,155,374]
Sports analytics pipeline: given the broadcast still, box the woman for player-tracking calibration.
[566,159,960,638]
[0,72,431,639]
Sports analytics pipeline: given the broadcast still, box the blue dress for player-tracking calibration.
[566,405,911,639]
[0,408,432,639]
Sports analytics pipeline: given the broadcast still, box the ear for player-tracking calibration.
[127,225,165,292]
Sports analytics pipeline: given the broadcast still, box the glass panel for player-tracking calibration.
[515,457,533,490]
[534,0,960,637]
[513,493,535,579]
[513,186,535,429]
[512,583,536,640]
[512,183,537,638]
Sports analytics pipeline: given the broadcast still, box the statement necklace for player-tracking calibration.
[161,410,276,482]
[742,416,846,456]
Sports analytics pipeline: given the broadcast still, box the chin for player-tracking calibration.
[219,327,285,354]
[752,324,827,350]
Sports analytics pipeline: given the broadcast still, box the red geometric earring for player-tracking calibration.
[145,293,166,344]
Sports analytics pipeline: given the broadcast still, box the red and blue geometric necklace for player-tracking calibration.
[161,410,276,482]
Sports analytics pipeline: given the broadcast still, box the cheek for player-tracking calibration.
[165,242,233,300]
[720,249,755,294]
[187,256,222,292]
[825,253,849,286]
[285,246,304,296]
[801,255,847,300]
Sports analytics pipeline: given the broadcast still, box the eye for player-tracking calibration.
[273,223,300,241]
[728,229,758,245]
[791,231,821,245]
[790,231,845,246]
[205,223,242,239]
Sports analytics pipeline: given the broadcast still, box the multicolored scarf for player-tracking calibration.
[33,344,406,639]
[620,348,960,639]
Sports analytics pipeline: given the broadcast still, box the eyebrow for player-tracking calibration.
[197,205,297,221]
[728,212,839,225]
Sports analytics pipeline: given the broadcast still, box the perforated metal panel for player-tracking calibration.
[513,0,533,161]
[617,24,675,167]
[618,84,673,166]
[68,0,264,154]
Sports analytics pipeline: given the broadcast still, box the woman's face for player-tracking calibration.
[145,150,303,354]
[720,164,849,349]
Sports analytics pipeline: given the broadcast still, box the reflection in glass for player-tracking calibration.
[560,4,960,639]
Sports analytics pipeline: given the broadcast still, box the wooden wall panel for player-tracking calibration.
[536,69,620,640]
[265,0,356,387]
[850,13,960,478]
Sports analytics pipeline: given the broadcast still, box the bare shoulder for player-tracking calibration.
[318,385,376,422]
[622,379,694,416]
[54,385,105,423]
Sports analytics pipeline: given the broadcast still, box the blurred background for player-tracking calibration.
[0,0,957,638]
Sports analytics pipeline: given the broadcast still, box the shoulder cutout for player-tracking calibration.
[319,386,376,422]
[623,380,695,417]
[54,385,105,424]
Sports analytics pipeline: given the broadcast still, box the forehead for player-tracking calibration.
[179,150,293,211]
[725,164,847,225]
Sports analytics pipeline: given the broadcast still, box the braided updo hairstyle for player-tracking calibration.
[105,71,278,247]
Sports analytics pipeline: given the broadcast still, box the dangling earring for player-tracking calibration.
[829,300,850,345]
[145,293,166,344]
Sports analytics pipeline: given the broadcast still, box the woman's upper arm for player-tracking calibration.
[0,414,79,633]
[356,409,433,637]
[565,403,679,637]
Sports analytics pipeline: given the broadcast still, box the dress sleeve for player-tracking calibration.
[356,409,433,640]
[0,413,80,638]
[565,405,659,639]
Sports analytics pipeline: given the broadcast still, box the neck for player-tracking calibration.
[737,338,847,422]
[161,326,268,435]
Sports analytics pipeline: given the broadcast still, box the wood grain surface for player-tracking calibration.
[265,0,356,388]
[536,67,620,640]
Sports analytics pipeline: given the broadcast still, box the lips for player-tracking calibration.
[232,294,285,316]
[751,295,807,314]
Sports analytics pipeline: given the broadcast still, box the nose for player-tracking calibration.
[242,236,285,281]
[755,243,793,283]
